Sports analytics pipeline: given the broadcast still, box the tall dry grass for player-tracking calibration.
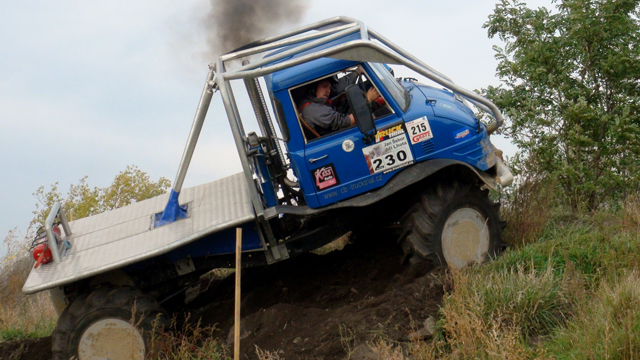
[501,171,556,247]
[366,180,640,360]
[151,314,228,360]
[545,271,640,359]
[624,191,640,231]
[0,230,57,341]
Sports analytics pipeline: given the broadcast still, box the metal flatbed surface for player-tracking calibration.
[23,172,255,294]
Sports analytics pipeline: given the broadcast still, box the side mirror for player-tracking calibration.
[345,84,376,144]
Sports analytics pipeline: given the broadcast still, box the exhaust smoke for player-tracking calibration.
[205,0,307,59]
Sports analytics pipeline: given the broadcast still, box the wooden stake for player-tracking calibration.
[234,227,242,360]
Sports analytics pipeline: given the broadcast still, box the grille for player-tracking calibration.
[421,139,435,154]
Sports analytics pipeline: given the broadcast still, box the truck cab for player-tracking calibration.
[267,58,497,209]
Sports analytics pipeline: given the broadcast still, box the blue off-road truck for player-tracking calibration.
[22,17,513,360]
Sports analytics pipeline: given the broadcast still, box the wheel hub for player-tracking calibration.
[78,318,145,360]
[441,208,490,269]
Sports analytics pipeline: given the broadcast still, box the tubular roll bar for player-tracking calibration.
[162,17,505,225]
[46,202,72,263]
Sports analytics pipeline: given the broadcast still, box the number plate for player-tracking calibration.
[405,116,433,144]
[363,123,414,174]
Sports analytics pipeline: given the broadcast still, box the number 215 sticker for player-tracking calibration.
[405,116,434,144]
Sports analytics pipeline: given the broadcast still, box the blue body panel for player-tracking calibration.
[264,40,496,209]
[165,221,264,262]
[402,82,496,171]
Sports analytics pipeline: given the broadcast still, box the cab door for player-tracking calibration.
[303,96,414,208]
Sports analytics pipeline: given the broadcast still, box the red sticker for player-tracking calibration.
[311,163,340,191]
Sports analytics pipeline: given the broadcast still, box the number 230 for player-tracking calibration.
[372,150,407,171]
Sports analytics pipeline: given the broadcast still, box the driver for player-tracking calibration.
[299,71,383,137]
[299,78,356,136]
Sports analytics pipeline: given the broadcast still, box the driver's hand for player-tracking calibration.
[366,87,380,103]
[331,92,347,104]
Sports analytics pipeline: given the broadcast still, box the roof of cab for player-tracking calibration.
[265,32,361,92]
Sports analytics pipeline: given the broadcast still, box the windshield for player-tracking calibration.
[369,63,409,112]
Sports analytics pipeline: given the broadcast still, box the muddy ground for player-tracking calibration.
[0,230,448,360]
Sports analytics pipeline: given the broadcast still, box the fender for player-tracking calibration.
[264,159,499,219]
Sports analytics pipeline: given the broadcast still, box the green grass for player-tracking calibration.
[545,272,640,359]
[0,322,56,342]
[408,212,640,359]
[492,218,640,286]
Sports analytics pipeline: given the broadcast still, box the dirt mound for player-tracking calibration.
[0,336,51,360]
[188,230,447,359]
[1,230,448,360]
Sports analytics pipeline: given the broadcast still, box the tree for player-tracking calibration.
[482,0,640,211]
[32,165,170,226]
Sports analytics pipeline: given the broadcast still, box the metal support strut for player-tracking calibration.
[156,66,217,227]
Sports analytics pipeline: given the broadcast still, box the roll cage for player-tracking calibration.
[160,16,505,244]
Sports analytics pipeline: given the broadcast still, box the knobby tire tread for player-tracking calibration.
[52,285,168,360]
[398,179,505,266]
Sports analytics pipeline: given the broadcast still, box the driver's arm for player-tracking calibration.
[332,68,365,94]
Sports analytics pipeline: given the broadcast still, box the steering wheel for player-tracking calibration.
[355,73,367,93]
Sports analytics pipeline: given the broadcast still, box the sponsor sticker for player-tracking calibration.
[363,123,414,174]
[374,122,406,143]
[405,116,434,145]
[311,163,340,191]
[342,139,355,152]
[453,128,470,142]
[440,102,455,110]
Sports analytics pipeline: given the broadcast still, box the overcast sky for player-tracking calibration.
[0,0,553,248]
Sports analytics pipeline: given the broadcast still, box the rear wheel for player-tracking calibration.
[398,180,504,268]
[52,285,168,360]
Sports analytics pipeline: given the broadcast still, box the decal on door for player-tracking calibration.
[311,163,340,191]
[342,139,355,152]
[363,122,414,175]
[405,116,434,144]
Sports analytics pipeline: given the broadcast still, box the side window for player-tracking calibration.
[288,66,394,142]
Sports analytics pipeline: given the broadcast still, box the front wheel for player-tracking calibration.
[398,180,504,269]
[52,285,168,360]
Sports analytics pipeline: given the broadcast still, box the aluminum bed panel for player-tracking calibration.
[23,172,256,294]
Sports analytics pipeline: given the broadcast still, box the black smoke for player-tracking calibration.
[205,0,307,58]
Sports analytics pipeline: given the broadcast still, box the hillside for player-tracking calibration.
[2,209,640,359]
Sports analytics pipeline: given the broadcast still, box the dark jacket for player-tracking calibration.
[332,72,359,95]
[300,96,351,136]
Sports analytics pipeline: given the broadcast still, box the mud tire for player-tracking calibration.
[52,285,168,360]
[398,179,504,268]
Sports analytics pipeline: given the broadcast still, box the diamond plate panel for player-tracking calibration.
[23,173,255,294]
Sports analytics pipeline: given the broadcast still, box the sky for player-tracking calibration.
[0,0,554,248]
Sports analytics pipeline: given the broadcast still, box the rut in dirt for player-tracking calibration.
[184,229,448,359]
[0,230,448,360]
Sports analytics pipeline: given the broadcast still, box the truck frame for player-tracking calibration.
[22,17,512,360]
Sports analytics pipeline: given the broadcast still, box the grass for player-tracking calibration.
[0,231,58,342]
[3,186,640,359]
[151,315,229,360]
[364,212,640,359]
[361,183,640,359]
[545,272,640,359]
